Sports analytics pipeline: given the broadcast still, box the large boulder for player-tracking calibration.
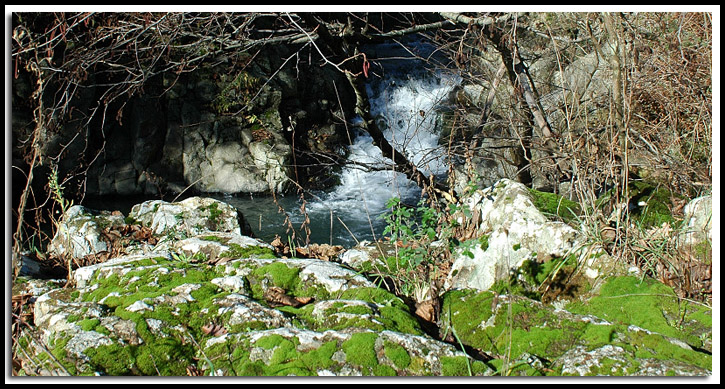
[445,179,583,292]
[48,197,252,262]
[128,196,250,237]
[19,238,489,376]
[180,115,292,194]
[47,205,127,260]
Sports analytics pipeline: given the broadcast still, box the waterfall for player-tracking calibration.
[303,48,460,246]
[217,39,460,247]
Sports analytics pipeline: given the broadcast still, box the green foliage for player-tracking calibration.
[212,71,260,114]
[381,197,441,264]
[377,197,447,298]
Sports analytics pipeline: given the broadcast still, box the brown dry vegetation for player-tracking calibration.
[11,11,713,302]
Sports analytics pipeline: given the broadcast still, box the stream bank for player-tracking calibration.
[12,179,712,377]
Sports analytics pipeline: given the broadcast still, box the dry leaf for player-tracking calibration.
[414,299,437,323]
[186,365,203,376]
[263,286,312,308]
[201,323,227,337]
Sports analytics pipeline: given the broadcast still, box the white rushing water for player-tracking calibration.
[302,54,460,245]
[219,40,460,247]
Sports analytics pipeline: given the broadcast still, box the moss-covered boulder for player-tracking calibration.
[445,179,586,292]
[439,276,712,376]
[203,328,490,376]
[18,233,488,376]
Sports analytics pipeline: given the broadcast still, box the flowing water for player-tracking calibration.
[231,41,460,247]
[85,39,459,248]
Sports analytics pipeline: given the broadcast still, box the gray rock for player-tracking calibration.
[445,179,581,292]
[678,195,712,249]
[47,205,126,260]
[129,196,245,237]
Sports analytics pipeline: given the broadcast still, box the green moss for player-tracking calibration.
[440,289,497,349]
[200,235,226,243]
[256,334,301,370]
[220,243,276,260]
[299,340,338,371]
[341,332,379,373]
[384,341,411,369]
[84,342,136,375]
[596,181,683,228]
[567,277,701,343]
[627,181,682,227]
[528,188,581,223]
[566,276,711,370]
[249,262,300,296]
[440,356,488,376]
[73,258,234,375]
[338,287,408,311]
[78,318,101,332]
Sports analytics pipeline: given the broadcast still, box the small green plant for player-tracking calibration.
[376,197,446,299]
[48,165,75,283]
[48,165,74,220]
[212,71,260,114]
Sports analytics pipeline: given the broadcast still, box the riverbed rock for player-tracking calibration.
[445,179,584,292]
[47,197,253,264]
[440,278,712,376]
[47,205,127,260]
[128,196,251,237]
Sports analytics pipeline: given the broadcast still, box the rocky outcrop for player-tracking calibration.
[16,196,487,377]
[444,179,599,292]
[14,184,712,376]
[439,278,712,376]
[12,43,353,198]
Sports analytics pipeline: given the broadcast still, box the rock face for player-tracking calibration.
[445,179,583,292]
[11,44,353,198]
[15,188,712,376]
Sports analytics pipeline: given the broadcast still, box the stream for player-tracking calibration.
[229,40,459,247]
[85,39,460,248]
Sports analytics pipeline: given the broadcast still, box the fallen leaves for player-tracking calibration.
[101,223,158,254]
[201,323,228,337]
[294,244,345,261]
[271,235,344,261]
[414,299,438,324]
[12,294,34,329]
[263,286,313,308]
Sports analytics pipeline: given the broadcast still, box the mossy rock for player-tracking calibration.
[565,276,712,353]
[440,278,712,376]
[202,328,491,376]
[294,298,423,335]
[596,181,684,228]
[527,188,582,224]
[27,250,474,376]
